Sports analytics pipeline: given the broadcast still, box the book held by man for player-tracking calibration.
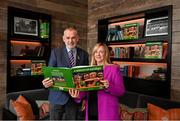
[43,65,105,91]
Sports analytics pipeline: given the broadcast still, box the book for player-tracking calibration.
[144,42,163,59]
[123,23,139,40]
[162,43,168,59]
[31,60,46,75]
[43,65,105,91]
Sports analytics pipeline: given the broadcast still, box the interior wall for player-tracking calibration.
[87,0,180,102]
[0,0,87,118]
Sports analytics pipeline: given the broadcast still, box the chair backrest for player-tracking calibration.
[137,94,180,109]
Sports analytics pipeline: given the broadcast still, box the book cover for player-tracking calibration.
[43,65,105,91]
[31,60,46,75]
[144,42,163,59]
[123,23,139,40]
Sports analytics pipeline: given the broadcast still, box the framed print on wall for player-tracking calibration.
[14,16,38,36]
[145,16,168,37]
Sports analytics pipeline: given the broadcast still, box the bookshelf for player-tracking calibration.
[7,7,51,93]
[98,6,172,98]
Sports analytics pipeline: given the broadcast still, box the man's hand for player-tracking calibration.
[42,78,53,88]
[100,80,109,88]
[69,88,80,98]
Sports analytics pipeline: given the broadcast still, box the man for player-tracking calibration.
[42,27,89,120]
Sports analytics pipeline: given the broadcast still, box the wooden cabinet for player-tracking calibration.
[98,6,172,98]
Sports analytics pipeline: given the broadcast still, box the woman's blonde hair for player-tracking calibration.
[91,43,111,65]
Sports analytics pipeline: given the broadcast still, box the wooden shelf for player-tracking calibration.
[111,58,167,63]
[10,56,46,60]
[7,7,51,93]
[105,36,168,45]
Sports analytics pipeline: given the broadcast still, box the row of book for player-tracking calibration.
[120,66,166,81]
[34,45,46,57]
[110,42,167,59]
[120,65,140,78]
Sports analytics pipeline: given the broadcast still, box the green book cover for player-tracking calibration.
[123,23,139,40]
[144,42,163,59]
[43,65,105,91]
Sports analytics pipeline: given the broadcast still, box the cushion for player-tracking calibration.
[23,95,39,118]
[9,100,17,115]
[35,100,49,107]
[39,103,50,119]
[148,103,180,120]
[120,104,147,120]
[120,109,134,120]
[36,100,50,119]
[11,95,35,120]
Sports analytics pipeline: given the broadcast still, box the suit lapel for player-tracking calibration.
[76,48,81,66]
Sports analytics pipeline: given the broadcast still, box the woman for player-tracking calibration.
[69,43,125,120]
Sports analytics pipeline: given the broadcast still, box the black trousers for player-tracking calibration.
[49,98,85,120]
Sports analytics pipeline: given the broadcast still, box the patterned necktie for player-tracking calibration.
[68,50,75,67]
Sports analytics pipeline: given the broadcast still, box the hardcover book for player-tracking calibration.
[31,60,46,75]
[43,65,105,91]
[123,23,139,40]
[144,42,163,59]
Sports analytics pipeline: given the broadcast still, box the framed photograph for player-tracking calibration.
[145,16,168,37]
[14,16,38,36]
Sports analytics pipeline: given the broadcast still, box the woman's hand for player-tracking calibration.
[100,80,109,88]
[42,78,53,88]
[69,88,80,98]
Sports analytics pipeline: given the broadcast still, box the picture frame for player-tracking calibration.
[14,16,38,36]
[145,16,168,37]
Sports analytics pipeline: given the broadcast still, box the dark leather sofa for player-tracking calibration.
[2,89,49,120]
[119,91,180,109]
[2,89,180,120]
[2,89,85,120]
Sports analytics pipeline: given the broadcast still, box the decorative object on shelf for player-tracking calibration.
[19,45,34,56]
[106,25,123,41]
[145,16,168,37]
[14,17,38,36]
[40,19,49,39]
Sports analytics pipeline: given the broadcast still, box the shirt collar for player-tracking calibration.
[66,47,76,53]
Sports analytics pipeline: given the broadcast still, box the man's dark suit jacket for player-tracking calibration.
[48,46,89,105]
